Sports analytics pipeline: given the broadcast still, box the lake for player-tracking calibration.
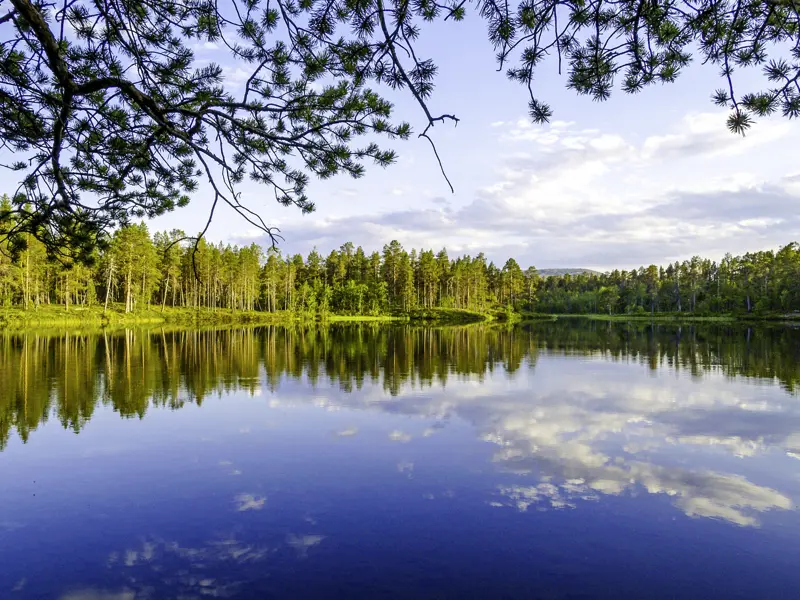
[1,320,799,599]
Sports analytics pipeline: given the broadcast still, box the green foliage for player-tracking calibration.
[4,207,800,321]
[536,244,800,317]
[1,0,797,258]
[0,210,542,316]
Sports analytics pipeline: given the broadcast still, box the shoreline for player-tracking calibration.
[0,306,487,330]
[4,305,800,331]
[523,313,800,325]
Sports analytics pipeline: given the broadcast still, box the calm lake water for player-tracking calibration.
[1,320,800,599]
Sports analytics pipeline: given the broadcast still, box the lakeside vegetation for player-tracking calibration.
[535,244,800,319]
[3,202,800,326]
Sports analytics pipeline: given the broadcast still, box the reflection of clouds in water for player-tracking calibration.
[286,534,325,557]
[272,354,800,526]
[423,490,455,500]
[59,589,136,600]
[668,435,763,457]
[423,421,447,437]
[219,460,242,476]
[335,427,358,437]
[636,464,792,527]
[121,541,155,567]
[234,494,266,512]
[498,480,599,511]
[495,464,792,526]
[106,535,277,598]
[0,520,24,532]
[389,430,412,442]
[397,461,414,477]
[488,404,795,526]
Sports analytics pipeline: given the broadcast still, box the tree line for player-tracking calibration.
[2,196,800,317]
[537,246,800,316]
[0,198,536,315]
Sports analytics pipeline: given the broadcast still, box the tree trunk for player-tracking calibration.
[125,264,132,313]
[24,240,30,309]
[161,276,169,313]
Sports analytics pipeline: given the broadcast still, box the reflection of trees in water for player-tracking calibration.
[2,322,799,448]
[531,319,800,393]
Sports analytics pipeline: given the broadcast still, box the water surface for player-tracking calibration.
[1,321,799,599]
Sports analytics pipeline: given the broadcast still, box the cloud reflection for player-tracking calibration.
[104,534,283,598]
[59,590,136,600]
[286,534,326,558]
[389,430,412,443]
[335,427,359,437]
[271,350,799,527]
[234,494,266,512]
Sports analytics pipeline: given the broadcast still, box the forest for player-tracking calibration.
[536,246,800,317]
[2,196,800,318]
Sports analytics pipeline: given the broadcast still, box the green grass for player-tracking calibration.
[1,306,428,330]
[0,305,292,330]
[7,305,800,331]
[323,314,406,322]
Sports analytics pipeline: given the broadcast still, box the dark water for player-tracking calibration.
[2,321,800,599]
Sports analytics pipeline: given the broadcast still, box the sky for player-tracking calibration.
[7,12,800,271]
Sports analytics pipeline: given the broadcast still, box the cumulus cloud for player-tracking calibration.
[233,111,800,270]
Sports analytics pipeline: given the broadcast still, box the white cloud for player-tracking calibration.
[232,109,800,271]
[221,66,251,88]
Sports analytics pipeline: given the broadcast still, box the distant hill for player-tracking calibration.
[537,268,603,278]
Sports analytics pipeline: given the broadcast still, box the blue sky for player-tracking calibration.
[7,12,800,271]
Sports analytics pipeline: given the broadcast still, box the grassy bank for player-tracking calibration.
[0,305,295,329]
[0,306,464,329]
[323,314,406,323]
